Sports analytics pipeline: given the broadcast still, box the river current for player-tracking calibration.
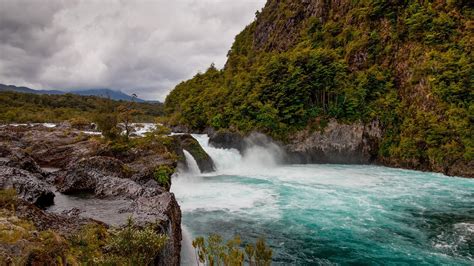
[173,134,473,265]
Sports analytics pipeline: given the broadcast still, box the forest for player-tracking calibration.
[165,0,473,172]
[0,91,163,123]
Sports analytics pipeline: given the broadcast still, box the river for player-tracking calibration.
[172,134,473,265]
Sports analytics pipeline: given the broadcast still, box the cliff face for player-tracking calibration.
[286,120,382,164]
[166,0,473,177]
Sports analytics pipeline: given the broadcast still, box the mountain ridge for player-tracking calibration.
[0,83,147,102]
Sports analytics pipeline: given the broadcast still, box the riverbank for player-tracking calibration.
[0,123,183,264]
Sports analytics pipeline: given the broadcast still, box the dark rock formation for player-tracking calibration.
[0,166,55,208]
[209,130,245,152]
[285,120,382,164]
[56,156,130,194]
[172,134,215,173]
[0,145,44,175]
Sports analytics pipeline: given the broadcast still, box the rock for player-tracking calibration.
[126,152,176,186]
[56,156,131,195]
[173,134,215,173]
[446,160,474,178]
[14,199,104,235]
[0,145,44,175]
[28,128,97,167]
[130,193,182,266]
[209,130,245,152]
[0,166,55,208]
[170,124,190,133]
[61,208,83,217]
[285,120,382,164]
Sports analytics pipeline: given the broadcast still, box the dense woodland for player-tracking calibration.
[0,91,163,123]
[165,0,473,172]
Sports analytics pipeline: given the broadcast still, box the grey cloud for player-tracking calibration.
[0,0,265,100]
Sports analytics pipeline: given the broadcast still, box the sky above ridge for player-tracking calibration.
[0,0,265,100]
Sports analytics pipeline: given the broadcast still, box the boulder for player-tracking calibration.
[209,130,245,152]
[0,166,54,208]
[0,145,44,175]
[56,156,130,194]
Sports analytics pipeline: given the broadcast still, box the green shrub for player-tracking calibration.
[193,234,272,266]
[154,165,174,188]
[106,217,168,265]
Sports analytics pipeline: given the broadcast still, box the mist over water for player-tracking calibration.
[172,134,474,265]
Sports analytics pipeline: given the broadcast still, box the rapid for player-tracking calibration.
[172,134,473,265]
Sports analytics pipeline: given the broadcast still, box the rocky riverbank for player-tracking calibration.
[0,124,215,264]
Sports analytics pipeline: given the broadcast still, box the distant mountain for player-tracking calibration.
[72,88,145,102]
[0,84,146,102]
[0,84,63,95]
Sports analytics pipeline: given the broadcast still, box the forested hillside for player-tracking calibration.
[165,0,473,174]
[0,92,163,123]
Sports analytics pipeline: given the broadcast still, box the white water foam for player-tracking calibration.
[183,150,201,176]
[191,134,284,176]
[172,134,280,215]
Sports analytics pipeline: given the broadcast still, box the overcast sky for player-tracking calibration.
[0,0,265,100]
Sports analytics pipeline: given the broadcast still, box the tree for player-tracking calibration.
[118,93,141,140]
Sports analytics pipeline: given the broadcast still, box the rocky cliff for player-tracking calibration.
[285,120,382,164]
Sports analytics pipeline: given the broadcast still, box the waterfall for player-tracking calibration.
[183,150,201,175]
[191,134,284,175]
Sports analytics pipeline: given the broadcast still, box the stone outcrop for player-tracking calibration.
[285,120,382,164]
[209,130,245,152]
[56,156,130,194]
[0,145,44,175]
[15,198,104,235]
[0,166,55,208]
[172,134,215,173]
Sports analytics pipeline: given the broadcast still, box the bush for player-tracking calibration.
[193,234,272,266]
[106,217,168,265]
[154,165,174,189]
[94,112,120,140]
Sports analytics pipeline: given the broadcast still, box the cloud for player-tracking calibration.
[0,0,265,100]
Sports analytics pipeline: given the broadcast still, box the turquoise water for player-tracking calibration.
[173,136,474,265]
